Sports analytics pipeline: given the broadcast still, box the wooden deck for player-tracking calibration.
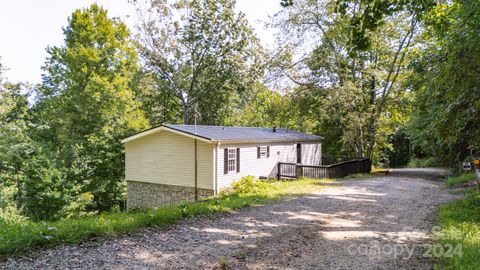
[277,158,371,179]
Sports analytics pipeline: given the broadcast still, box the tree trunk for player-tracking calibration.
[183,105,189,124]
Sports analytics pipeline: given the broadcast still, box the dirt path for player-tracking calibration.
[2,168,456,269]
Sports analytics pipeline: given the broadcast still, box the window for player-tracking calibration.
[259,146,268,158]
[224,148,240,174]
[227,149,236,172]
[257,146,270,159]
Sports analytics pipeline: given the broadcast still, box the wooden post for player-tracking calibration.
[277,163,281,180]
[295,165,303,178]
[474,160,480,193]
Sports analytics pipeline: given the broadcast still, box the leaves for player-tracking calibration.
[271,0,417,161]
[136,0,264,125]
[408,0,480,165]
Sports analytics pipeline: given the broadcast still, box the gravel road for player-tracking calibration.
[1,168,456,269]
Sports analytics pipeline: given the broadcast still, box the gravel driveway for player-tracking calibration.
[1,168,456,269]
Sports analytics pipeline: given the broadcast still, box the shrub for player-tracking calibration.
[445,173,476,187]
[232,176,266,195]
[407,157,439,168]
[0,184,27,225]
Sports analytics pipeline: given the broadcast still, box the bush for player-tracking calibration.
[407,157,439,168]
[445,173,476,187]
[0,185,27,225]
[232,176,267,195]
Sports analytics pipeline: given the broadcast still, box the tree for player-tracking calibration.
[136,0,264,125]
[271,0,417,160]
[34,4,149,214]
[0,62,32,222]
[131,71,183,126]
[281,0,435,52]
[226,84,298,128]
[408,0,480,165]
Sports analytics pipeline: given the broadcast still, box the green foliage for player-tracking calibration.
[437,191,480,269]
[226,85,308,130]
[334,0,434,52]
[232,176,267,195]
[0,178,333,255]
[0,185,27,225]
[272,0,416,160]
[408,0,480,165]
[29,4,149,217]
[0,4,150,222]
[386,128,411,167]
[406,157,439,168]
[444,173,476,188]
[136,0,264,125]
[0,69,34,224]
[131,71,183,126]
[280,0,433,51]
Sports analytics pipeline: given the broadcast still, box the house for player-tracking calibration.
[121,124,323,209]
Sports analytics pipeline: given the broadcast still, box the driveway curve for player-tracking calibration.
[2,168,456,269]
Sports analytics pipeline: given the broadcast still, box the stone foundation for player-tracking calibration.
[127,181,214,209]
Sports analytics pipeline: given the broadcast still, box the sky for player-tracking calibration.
[0,0,281,84]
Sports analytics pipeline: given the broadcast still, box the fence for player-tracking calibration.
[277,158,371,179]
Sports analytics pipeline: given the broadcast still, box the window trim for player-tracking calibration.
[227,148,237,172]
[257,146,270,159]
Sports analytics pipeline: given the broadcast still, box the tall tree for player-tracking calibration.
[272,0,416,160]
[281,0,435,52]
[408,0,480,165]
[136,0,264,125]
[34,4,149,213]
[0,62,31,222]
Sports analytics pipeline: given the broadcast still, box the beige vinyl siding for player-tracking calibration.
[125,130,214,189]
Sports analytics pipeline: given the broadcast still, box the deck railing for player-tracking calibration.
[277,158,371,179]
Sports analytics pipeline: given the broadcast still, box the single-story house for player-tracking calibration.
[121,124,323,209]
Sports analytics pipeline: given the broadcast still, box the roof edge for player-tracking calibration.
[121,124,324,144]
[121,125,213,144]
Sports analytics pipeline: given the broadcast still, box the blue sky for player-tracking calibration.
[0,0,280,84]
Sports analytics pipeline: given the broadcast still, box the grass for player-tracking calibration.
[343,168,389,179]
[436,188,480,269]
[444,173,476,187]
[0,178,334,257]
[407,157,439,168]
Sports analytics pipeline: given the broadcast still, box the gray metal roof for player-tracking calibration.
[163,124,323,143]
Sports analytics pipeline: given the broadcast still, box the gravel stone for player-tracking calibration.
[0,168,456,270]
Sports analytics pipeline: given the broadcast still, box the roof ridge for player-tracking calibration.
[166,124,294,130]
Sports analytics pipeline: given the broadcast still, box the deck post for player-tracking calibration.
[277,163,281,180]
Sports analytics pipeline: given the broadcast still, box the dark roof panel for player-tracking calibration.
[164,124,323,143]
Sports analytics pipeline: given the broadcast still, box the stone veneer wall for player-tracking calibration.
[127,181,214,209]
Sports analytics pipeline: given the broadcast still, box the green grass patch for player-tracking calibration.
[407,157,439,168]
[343,169,388,179]
[0,177,334,257]
[444,173,476,188]
[436,190,480,269]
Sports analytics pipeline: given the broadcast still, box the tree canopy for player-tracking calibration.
[0,0,477,222]
[408,0,480,165]
[136,0,264,125]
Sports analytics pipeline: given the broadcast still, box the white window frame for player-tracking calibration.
[227,148,236,172]
[259,146,268,158]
